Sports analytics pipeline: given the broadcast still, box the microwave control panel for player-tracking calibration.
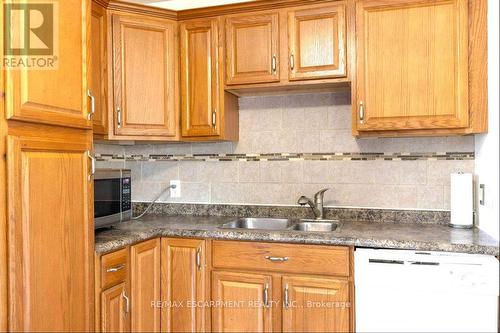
[122,177,131,212]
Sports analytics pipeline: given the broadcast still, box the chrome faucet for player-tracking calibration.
[297,188,330,220]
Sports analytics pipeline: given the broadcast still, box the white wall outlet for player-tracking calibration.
[170,180,181,198]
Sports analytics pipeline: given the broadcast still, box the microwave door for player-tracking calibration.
[94,178,122,227]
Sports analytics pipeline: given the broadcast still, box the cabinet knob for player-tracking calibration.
[196,248,202,270]
[212,109,217,130]
[359,101,365,123]
[122,291,130,314]
[284,283,290,309]
[272,55,277,74]
[87,90,95,120]
[290,54,295,71]
[117,107,122,128]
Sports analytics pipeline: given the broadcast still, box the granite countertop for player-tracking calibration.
[95,215,499,256]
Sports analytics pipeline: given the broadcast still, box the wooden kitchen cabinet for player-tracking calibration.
[225,12,280,85]
[7,124,94,331]
[288,4,347,80]
[130,239,161,332]
[111,14,179,140]
[161,238,209,332]
[101,283,130,332]
[4,0,92,129]
[212,271,274,332]
[282,276,351,333]
[180,18,239,140]
[353,0,481,135]
[90,1,108,136]
[96,248,131,332]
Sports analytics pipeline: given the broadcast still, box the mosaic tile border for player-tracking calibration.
[96,152,474,162]
[132,203,451,225]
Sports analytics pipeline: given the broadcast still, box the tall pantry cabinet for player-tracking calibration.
[1,0,95,331]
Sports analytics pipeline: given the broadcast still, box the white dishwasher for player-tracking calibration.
[355,248,499,332]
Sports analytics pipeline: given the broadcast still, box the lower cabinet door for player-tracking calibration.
[282,276,351,332]
[212,271,273,332]
[162,238,208,332]
[101,283,130,332]
[131,239,161,332]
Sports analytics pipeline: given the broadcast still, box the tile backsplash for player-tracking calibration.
[95,92,475,210]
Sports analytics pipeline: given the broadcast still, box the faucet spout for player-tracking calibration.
[297,188,331,220]
[297,195,322,219]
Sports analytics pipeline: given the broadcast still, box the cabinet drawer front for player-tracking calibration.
[101,248,129,290]
[212,241,350,276]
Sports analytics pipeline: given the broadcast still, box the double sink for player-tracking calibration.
[219,217,341,233]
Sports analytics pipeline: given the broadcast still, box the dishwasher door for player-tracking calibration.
[354,248,499,333]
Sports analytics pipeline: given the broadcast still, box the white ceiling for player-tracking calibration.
[122,0,256,11]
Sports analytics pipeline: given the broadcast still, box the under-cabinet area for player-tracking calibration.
[95,238,354,332]
[89,0,487,142]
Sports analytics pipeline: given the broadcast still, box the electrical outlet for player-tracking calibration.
[170,180,181,198]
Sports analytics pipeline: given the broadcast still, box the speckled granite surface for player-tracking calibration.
[132,203,452,225]
[95,215,499,256]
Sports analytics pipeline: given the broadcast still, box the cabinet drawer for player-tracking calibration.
[101,248,128,290]
[212,241,350,277]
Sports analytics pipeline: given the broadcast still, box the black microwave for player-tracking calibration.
[94,169,131,229]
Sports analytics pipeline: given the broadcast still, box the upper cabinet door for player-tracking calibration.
[4,0,91,129]
[288,4,347,81]
[112,14,177,137]
[282,276,351,332]
[180,19,221,137]
[225,13,280,85]
[89,2,108,135]
[355,0,469,131]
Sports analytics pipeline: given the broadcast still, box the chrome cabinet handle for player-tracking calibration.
[122,291,130,314]
[272,55,277,74]
[117,107,122,128]
[196,248,202,270]
[87,90,95,120]
[265,256,289,262]
[106,264,125,273]
[212,109,217,129]
[359,101,365,123]
[263,283,270,308]
[87,151,95,180]
[284,283,290,309]
[290,54,295,71]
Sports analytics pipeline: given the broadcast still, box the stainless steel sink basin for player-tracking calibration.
[292,219,341,232]
[219,218,293,231]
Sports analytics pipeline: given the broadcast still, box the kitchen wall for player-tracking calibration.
[475,0,499,240]
[96,91,475,211]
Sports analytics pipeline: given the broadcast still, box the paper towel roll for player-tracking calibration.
[450,173,474,228]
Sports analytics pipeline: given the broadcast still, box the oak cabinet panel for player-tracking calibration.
[90,1,108,135]
[112,14,178,138]
[226,13,280,85]
[288,4,347,80]
[101,283,130,332]
[7,126,94,331]
[180,19,221,138]
[5,0,91,129]
[130,239,161,332]
[212,271,273,332]
[354,0,469,132]
[162,238,208,332]
[282,276,350,333]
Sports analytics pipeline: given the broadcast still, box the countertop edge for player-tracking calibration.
[95,227,500,256]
